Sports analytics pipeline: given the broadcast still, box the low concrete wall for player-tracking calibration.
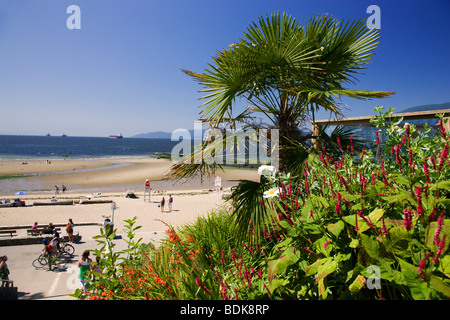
[0,222,102,246]
[0,283,18,300]
[0,221,102,230]
[0,234,83,246]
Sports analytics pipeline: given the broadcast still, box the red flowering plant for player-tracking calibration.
[71,217,145,300]
[71,109,449,300]
[152,212,275,300]
[262,107,449,299]
[73,210,275,300]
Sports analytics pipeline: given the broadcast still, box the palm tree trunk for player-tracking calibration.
[276,93,298,173]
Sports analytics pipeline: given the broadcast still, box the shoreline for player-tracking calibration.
[0,157,259,231]
[0,157,259,196]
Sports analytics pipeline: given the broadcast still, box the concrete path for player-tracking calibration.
[0,225,166,300]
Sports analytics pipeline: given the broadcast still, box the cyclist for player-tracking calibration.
[42,239,54,271]
[50,228,62,253]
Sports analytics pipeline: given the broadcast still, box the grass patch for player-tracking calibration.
[0,174,33,180]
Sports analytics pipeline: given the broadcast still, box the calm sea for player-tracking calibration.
[0,135,180,160]
[0,135,225,195]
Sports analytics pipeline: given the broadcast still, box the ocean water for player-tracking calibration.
[0,135,181,160]
[0,135,201,195]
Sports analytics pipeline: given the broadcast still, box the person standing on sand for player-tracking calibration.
[54,185,59,195]
[160,197,165,212]
[168,195,173,211]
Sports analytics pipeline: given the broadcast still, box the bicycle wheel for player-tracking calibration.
[32,255,47,268]
[62,243,75,255]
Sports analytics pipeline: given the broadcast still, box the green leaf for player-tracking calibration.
[268,278,289,293]
[316,260,337,299]
[428,180,450,191]
[359,234,382,260]
[284,246,301,263]
[349,275,365,294]
[314,259,337,298]
[268,255,291,282]
[368,208,384,224]
[426,219,450,252]
[438,255,450,278]
[430,275,450,299]
[336,252,352,263]
[305,257,331,277]
[318,278,327,298]
[384,226,410,257]
[311,194,330,209]
[349,238,359,248]
[343,214,371,233]
[397,258,433,300]
[339,192,361,202]
[382,190,415,206]
[360,234,407,285]
[327,220,345,238]
[391,174,410,186]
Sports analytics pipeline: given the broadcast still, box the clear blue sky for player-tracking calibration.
[0,0,448,137]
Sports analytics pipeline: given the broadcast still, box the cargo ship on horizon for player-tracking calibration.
[109,133,123,139]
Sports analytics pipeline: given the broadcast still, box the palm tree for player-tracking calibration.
[171,12,394,242]
[177,12,392,173]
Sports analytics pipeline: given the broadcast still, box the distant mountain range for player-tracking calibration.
[400,102,450,113]
[132,102,450,138]
[132,131,174,139]
[132,130,195,139]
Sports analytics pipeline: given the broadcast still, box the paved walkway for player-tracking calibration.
[0,225,166,300]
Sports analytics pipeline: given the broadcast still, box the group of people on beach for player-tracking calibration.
[159,194,173,212]
[145,179,174,213]
[54,184,67,194]
[31,219,75,242]
[40,219,76,269]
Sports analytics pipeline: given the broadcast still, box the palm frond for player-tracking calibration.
[230,178,275,244]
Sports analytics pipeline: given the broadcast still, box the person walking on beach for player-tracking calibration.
[54,185,59,195]
[78,250,92,291]
[66,219,74,242]
[0,256,10,286]
[160,197,165,212]
[168,195,173,211]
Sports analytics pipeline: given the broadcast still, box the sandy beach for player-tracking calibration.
[0,158,259,234]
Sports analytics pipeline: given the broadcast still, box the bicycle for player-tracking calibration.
[32,247,72,269]
[59,239,75,256]
[32,253,48,268]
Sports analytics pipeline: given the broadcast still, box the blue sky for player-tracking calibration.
[0,0,448,137]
